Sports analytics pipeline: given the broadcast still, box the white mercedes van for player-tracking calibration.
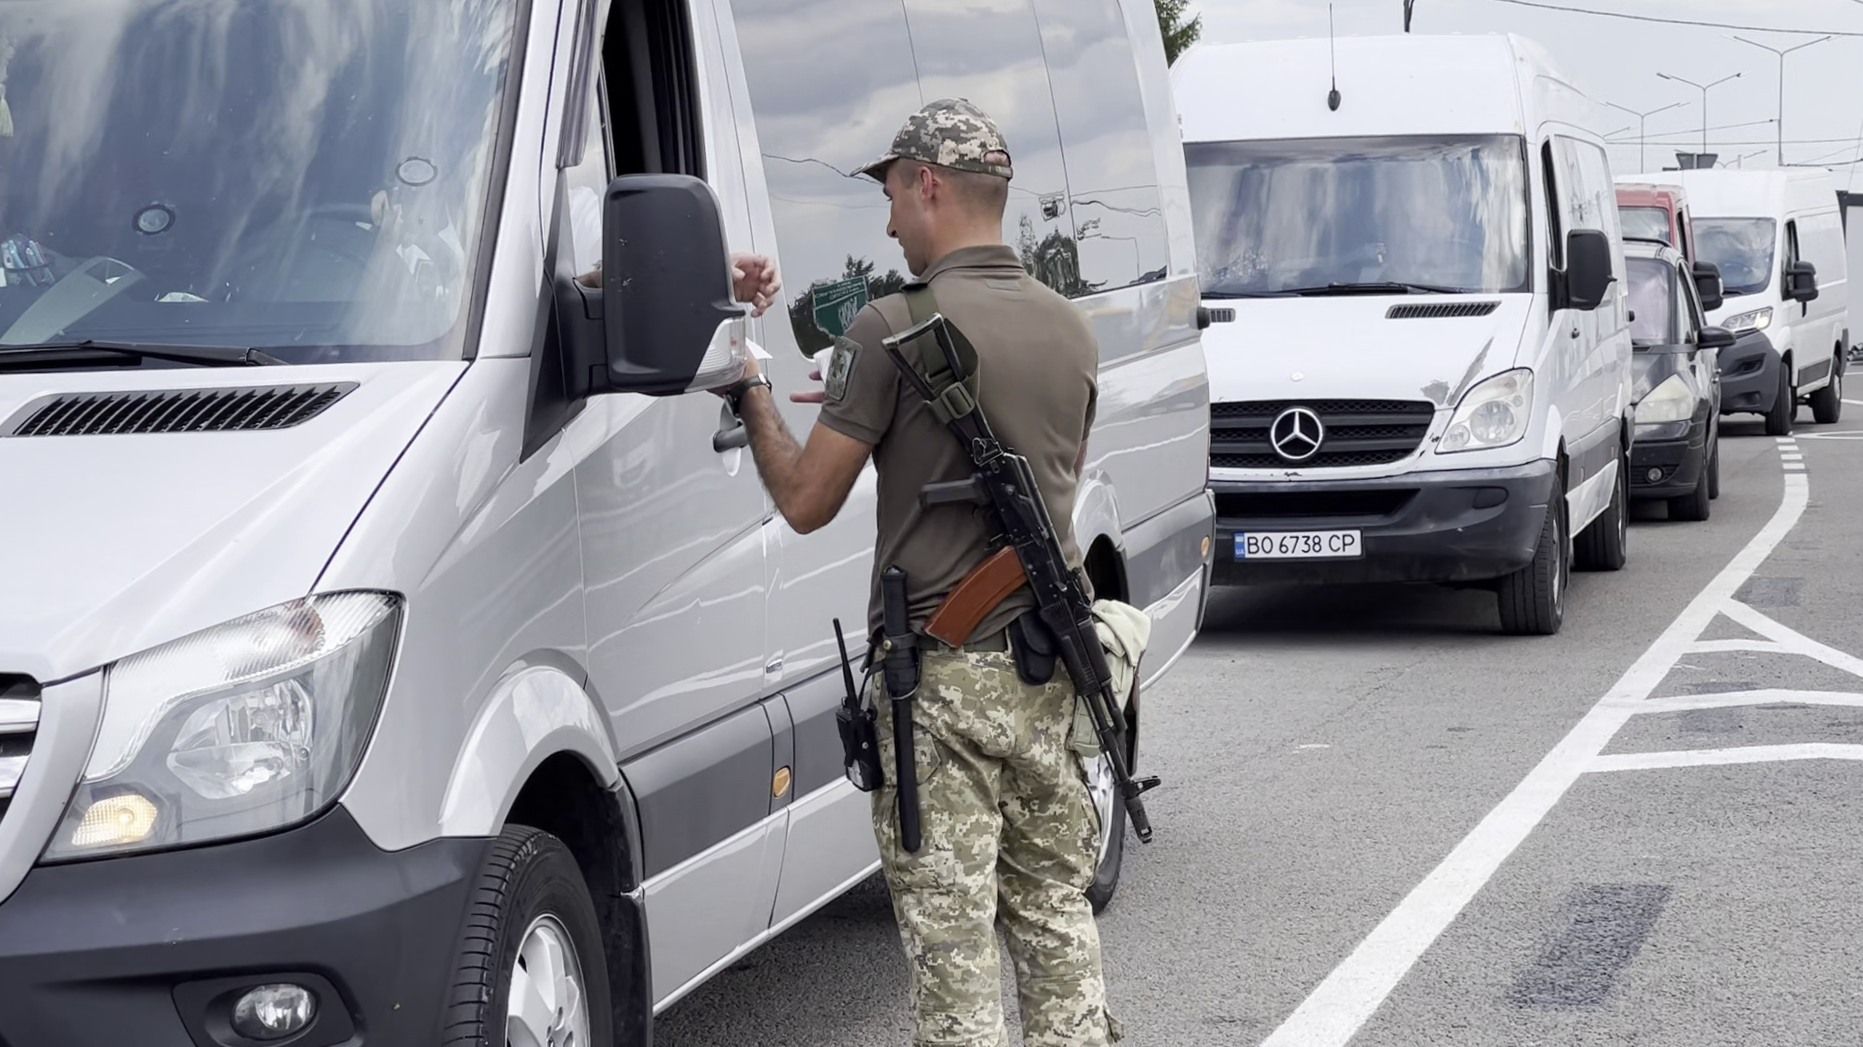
[0,1,1213,1043]
[1677,168,1850,432]
[1172,33,1635,636]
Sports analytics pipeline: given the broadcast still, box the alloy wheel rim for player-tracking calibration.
[1089,753,1117,864]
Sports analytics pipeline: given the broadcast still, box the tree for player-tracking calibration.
[1154,0,1201,65]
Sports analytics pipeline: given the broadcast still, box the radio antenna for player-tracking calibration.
[1328,4,1343,111]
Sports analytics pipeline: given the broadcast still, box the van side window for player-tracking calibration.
[730,0,924,355]
[1541,141,1564,269]
[1786,220,1801,267]
[1030,0,1170,295]
[1676,213,1692,266]
[901,0,1079,296]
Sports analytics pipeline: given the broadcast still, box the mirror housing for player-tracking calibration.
[1698,325,1737,352]
[1784,260,1819,303]
[1564,229,1615,312]
[1692,261,1724,313]
[600,174,747,396]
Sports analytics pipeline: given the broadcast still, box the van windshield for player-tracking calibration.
[0,0,519,363]
[1695,218,1777,298]
[1186,134,1531,296]
[1621,207,1672,246]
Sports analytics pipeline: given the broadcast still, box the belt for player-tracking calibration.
[930,627,1008,653]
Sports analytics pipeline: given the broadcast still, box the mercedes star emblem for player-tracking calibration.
[1269,407,1325,462]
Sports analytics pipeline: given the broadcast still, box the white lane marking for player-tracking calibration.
[1625,689,1863,714]
[1259,473,1811,1047]
[1844,399,1863,407]
[1720,602,1863,678]
[1591,743,1863,773]
[1687,639,1788,656]
[1781,452,1805,459]
[1796,431,1863,440]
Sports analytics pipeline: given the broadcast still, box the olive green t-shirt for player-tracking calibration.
[818,245,1098,641]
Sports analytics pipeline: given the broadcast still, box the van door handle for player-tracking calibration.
[714,419,749,453]
[713,401,749,453]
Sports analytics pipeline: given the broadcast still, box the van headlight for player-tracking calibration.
[1636,375,1697,428]
[45,592,400,861]
[1723,307,1772,334]
[1440,369,1534,453]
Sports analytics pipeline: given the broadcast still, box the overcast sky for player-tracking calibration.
[1194,0,1863,185]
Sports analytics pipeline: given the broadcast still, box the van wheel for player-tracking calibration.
[1707,439,1721,501]
[1574,446,1628,572]
[1765,365,1796,435]
[1497,494,1566,636]
[1810,357,1843,424]
[442,826,612,1047]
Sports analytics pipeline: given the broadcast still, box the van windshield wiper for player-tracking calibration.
[1202,290,1296,299]
[1285,281,1475,297]
[0,340,284,369]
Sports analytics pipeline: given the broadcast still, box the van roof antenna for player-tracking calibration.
[1327,4,1343,111]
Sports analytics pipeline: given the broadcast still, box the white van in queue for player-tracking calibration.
[1676,168,1850,432]
[0,0,1214,1043]
[1172,33,1634,636]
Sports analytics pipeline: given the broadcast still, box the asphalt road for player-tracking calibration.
[657,406,1863,1047]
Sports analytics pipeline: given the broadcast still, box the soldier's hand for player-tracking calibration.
[731,253,781,318]
[790,367,826,405]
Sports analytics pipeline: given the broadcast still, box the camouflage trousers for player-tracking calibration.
[871,643,1122,1047]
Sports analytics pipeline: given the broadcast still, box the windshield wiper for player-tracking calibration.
[0,340,284,369]
[1285,281,1475,297]
[1202,290,1296,299]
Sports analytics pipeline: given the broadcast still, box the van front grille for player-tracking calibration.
[6,383,355,437]
[0,677,42,831]
[1211,400,1436,470]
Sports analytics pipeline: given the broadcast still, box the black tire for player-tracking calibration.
[1764,364,1796,436]
[1497,492,1566,636]
[1810,356,1844,424]
[1085,684,1137,915]
[442,826,613,1047]
[1707,438,1722,501]
[1669,461,1711,522]
[1574,445,1628,572]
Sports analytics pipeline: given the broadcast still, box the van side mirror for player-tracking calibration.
[1564,229,1615,312]
[1698,325,1736,352]
[1784,260,1819,303]
[601,174,747,396]
[1692,261,1724,313]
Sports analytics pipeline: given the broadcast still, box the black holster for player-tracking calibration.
[1008,611,1059,686]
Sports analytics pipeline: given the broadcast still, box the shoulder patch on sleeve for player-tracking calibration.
[824,336,861,403]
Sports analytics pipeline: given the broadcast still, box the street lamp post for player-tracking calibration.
[1657,71,1744,155]
[1733,35,1834,166]
[1604,100,1688,173]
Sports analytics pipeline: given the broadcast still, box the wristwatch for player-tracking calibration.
[726,373,772,412]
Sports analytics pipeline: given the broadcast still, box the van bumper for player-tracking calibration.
[0,807,488,1046]
[1210,460,1557,586]
[1717,331,1781,415]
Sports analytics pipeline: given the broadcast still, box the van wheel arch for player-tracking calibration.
[504,754,651,1043]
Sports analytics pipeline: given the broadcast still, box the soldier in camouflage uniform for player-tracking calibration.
[721,99,1120,1045]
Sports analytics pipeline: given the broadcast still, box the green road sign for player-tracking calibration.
[811,276,870,338]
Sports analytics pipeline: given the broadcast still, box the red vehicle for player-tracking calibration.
[1616,181,1698,263]
[1618,180,1724,313]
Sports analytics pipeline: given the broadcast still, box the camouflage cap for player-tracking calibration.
[856,98,1014,182]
